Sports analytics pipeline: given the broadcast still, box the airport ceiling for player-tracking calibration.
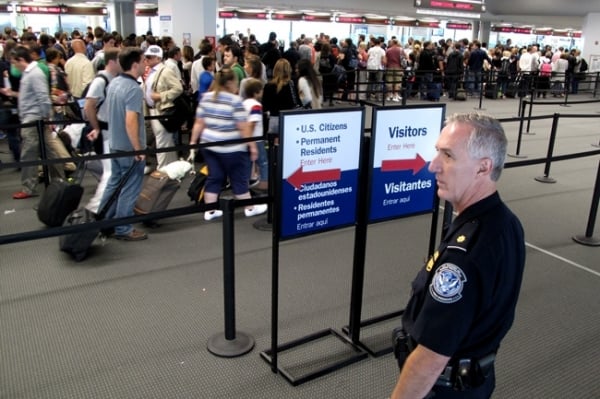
[13,0,600,30]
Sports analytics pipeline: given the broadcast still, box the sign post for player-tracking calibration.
[261,108,367,386]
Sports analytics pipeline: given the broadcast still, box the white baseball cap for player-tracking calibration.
[144,45,163,59]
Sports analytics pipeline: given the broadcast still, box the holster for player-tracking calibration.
[435,353,496,391]
[392,327,414,369]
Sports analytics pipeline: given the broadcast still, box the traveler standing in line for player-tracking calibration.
[466,40,490,96]
[390,113,525,399]
[64,38,95,100]
[142,44,182,171]
[296,58,322,110]
[98,47,147,241]
[366,37,386,100]
[385,38,405,102]
[5,45,64,199]
[189,68,267,221]
[262,58,300,134]
[84,48,121,213]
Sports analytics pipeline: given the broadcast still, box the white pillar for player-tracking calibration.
[158,0,217,49]
[109,0,136,36]
[581,12,600,59]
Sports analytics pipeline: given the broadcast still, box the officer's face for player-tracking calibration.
[429,122,483,212]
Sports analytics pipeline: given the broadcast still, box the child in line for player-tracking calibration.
[197,56,215,103]
[242,78,268,192]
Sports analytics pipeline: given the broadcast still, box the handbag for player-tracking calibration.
[160,94,194,132]
[152,67,194,132]
[187,164,209,203]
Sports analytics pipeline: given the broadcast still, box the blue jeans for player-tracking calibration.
[255,141,268,182]
[98,155,145,236]
[466,70,482,94]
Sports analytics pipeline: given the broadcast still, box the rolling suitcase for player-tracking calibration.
[37,162,86,227]
[59,162,138,261]
[37,179,84,227]
[484,83,499,99]
[427,82,442,101]
[134,170,180,215]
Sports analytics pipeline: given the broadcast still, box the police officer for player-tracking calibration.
[391,113,526,399]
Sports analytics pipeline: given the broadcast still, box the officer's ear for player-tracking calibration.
[477,158,493,176]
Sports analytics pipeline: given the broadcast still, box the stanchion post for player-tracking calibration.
[253,133,276,231]
[207,198,255,357]
[572,160,600,246]
[508,101,528,158]
[534,113,559,184]
[38,120,50,187]
[524,94,536,135]
[348,136,371,344]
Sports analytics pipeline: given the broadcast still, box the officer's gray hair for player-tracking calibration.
[446,113,507,181]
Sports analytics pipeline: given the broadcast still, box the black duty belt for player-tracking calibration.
[434,353,496,391]
[392,327,496,391]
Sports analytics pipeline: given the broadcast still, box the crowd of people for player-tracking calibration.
[0,26,589,239]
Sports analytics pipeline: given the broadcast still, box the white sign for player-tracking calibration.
[159,15,172,36]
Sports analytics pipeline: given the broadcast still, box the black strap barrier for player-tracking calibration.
[572,160,600,246]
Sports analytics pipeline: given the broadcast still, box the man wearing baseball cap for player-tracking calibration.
[142,44,183,170]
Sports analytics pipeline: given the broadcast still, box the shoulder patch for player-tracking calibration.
[429,263,467,304]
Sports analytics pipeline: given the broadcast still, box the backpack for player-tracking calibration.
[500,59,510,75]
[540,62,552,77]
[319,56,331,72]
[80,73,109,112]
[78,74,110,155]
[347,47,358,69]
[579,58,588,72]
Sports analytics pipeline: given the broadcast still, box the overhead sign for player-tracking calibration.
[415,0,483,12]
[279,109,364,240]
[369,105,445,222]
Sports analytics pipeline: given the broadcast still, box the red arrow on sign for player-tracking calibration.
[381,154,427,175]
[286,166,341,190]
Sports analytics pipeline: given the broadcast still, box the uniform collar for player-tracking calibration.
[444,192,501,241]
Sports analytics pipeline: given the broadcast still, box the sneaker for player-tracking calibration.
[144,166,153,175]
[204,210,223,221]
[244,204,268,217]
[12,190,37,199]
[249,178,260,188]
[0,131,6,140]
[114,229,148,241]
[393,95,402,102]
[386,95,393,101]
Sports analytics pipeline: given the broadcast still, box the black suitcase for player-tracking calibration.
[59,162,138,261]
[37,161,86,227]
[134,170,180,215]
[505,81,518,98]
[427,82,442,101]
[484,83,498,99]
[37,179,84,227]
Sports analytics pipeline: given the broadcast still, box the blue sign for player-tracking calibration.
[369,105,445,222]
[279,109,364,239]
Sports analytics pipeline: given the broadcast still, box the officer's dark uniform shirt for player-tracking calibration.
[402,191,525,361]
